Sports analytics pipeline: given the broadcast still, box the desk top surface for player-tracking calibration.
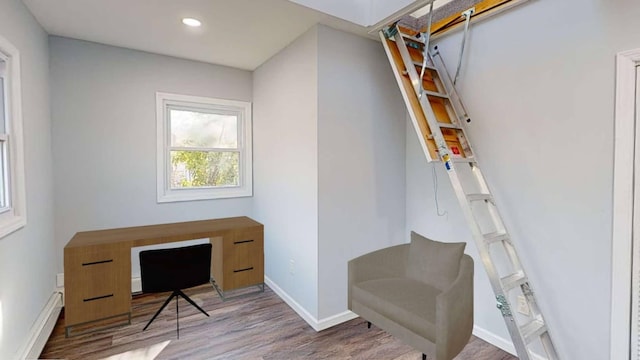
[66,216,263,248]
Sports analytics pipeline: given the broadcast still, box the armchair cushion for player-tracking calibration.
[407,231,466,291]
[352,277,441,341]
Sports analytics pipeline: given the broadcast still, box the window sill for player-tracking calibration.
[0,213,25,239]
[157,188,252,203]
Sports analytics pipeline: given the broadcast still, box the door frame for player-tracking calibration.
[611,48,640,360]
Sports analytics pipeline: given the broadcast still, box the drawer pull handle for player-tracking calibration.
[233,267,254,273]
[82,259,113,266]
[83,294,114,302]
[233,240,254,245]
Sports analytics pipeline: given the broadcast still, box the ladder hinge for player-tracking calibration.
[382,24,398,39]
[496,295,513,317]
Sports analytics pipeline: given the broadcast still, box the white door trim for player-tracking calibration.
[611,48,640,360]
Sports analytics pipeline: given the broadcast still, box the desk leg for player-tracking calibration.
[65,312,131,338]
[210,277,264,301]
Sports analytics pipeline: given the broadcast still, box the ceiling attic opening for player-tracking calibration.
[394,0,529,37]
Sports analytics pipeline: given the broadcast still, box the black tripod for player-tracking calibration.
[142,289,209,338]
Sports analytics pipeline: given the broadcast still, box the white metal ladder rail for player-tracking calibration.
[379,27,559,360]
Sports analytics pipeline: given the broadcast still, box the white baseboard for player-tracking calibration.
[56,274,546,359]
[57,273,547,358]
[264,276,357,332]
[264,283,539,356]
[473,325,546,360]
[14,291,63,360]
[137,275,358,331]
[317,309,358,330]
[473,325,516,355]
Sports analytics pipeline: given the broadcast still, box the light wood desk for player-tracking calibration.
[63,216,263,336]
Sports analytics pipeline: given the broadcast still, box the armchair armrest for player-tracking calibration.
[435,254,474,360]
[348,244,409,307]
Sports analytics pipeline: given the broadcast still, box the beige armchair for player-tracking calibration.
[348,231,473,360]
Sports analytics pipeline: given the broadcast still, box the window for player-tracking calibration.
[156,92,252,202]
[0,35,26,238]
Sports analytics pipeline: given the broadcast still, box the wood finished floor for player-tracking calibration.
[41,284,516,360]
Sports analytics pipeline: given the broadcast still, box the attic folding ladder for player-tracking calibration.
[379,24,559,360]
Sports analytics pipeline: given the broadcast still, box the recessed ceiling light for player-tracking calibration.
[182,18,202,27]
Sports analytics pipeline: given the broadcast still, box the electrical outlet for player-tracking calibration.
[289,259,295,275]
[517,295,530,316]
[56,273,64,288]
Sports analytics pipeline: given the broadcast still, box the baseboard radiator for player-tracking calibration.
[14,291,63,360]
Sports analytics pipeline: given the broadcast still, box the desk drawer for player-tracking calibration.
[211,231,264,291]
[77,260,119,299]
[226,237,262,269]
[71,290,130,324]
[227,266,262,289]
[64,244,131,326]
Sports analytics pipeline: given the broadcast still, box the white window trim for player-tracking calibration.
[0,35,26,238]
[156,92,253,203]
[611,48,640,360]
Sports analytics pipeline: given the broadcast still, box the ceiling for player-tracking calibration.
[410,0,454,18]
[21,0,369,70]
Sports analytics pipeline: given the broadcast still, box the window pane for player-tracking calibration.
[0,65,6,208]
[170,109,237,148]
[0,74,5,134]
[170,151,239,188]
[0,141,6,208]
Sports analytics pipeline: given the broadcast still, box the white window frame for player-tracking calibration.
[610,48,640,360]
[156,92,252,202]
[0,35,26,238]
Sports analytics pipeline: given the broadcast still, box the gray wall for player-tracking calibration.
[49,37,254,276]
[405,0,639,358]
[253,27,320,318]
[317,25,406,319]
[254,25,407,323]
[0,0,54,358]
